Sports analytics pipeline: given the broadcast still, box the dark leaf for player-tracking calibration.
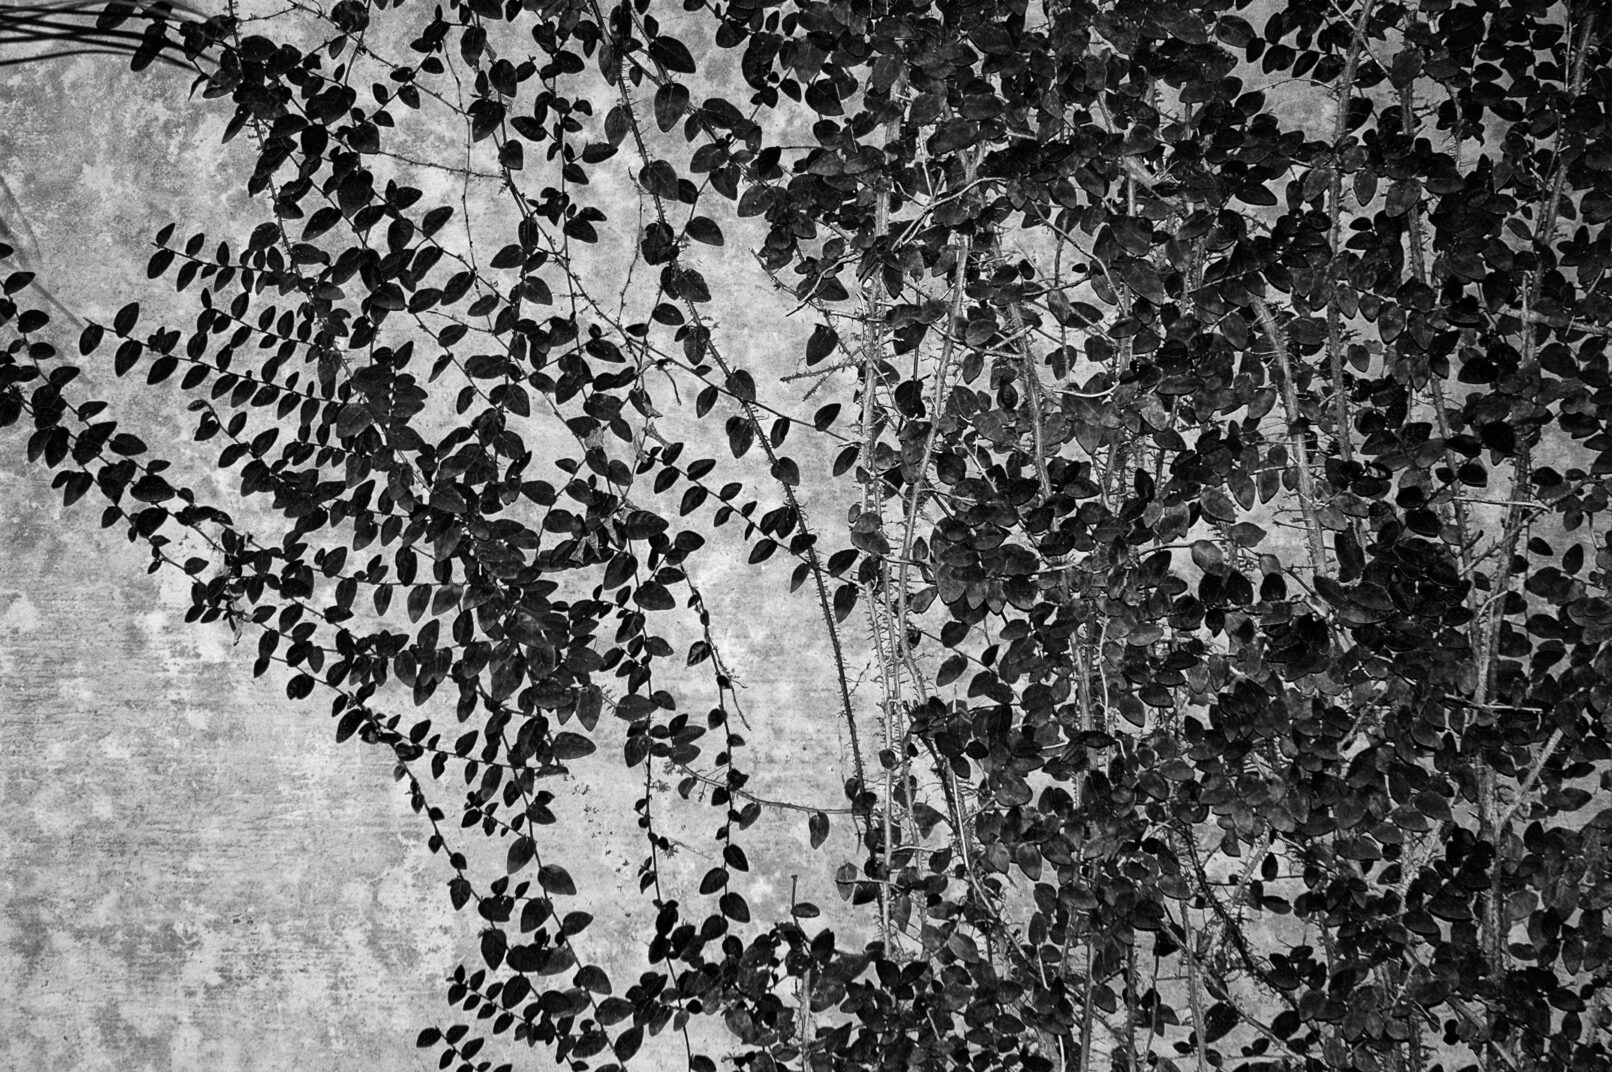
[685,216,723,245]
[927,118,980,156]
[648,36,695,74]
[538,864,577,896]
[614,1025,644,1063]
[1204,1002,1239,1043]
[480,927,507,969]
[507,836,535,874]
[551,731,596,760]
[113,302,140,336]
[720,891,750,922]
[654,82,689,132]
[576,964,611,994]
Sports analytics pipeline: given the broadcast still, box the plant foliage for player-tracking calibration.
[4,0,1612,1070]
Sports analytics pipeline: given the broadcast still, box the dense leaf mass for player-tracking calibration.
[4,0,1612,1070]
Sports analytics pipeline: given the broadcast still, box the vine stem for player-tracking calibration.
[1494,728,1563,832]
[1324,0,1377,467]
[892,150,981,658]
[859,90,903,950]
[1001,295,1052,500]
[587,0,869,814]
[1179,906,1210,1072]
[1253,297,1328,576]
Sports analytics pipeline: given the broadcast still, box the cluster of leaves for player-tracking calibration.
[5,0,1612,1071]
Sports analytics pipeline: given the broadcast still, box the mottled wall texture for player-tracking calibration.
[0,25,857,1072]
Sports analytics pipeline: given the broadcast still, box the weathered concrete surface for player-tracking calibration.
[0,503,468,1070]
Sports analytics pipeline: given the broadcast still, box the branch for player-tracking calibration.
[1324,0,1378,467]
[1253,296,1328,576]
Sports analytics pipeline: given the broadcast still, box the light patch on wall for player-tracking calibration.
[0,591,39,632]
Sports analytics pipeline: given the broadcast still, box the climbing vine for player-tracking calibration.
[3,0,1612,1070]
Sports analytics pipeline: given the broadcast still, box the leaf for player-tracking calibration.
[130,474,173,503]
[700,867,728,894]
[422,206,454,237]
[1204,1002,1239,1043]
[469,99,504,142]
[927,118,980,156]
[113,302,140,336]
[538,863,577,896]
[1386,178,1421,217]
[507,836,535,874]
[1586,188,1612,225]
[1199,488,1237,522]
[720,891,750,922]
[1159,9,1208,44]
[480,927,507,969]
[806,324,838,365]
[833,582,857,622]
[1335,525,1365,581]
[648,35,695,74]
[654,82,689,132]
[519,897,552,933]
[1354,167,1379,205]
[1228,522,1266,548]
[336,403,374,437]
[623,734,650,771]
[634,581,675,610]
[576,687,602,732]
[809,811,828,849]
[1190,540,1224,571]
[338,170,373,214]
[639,159,680,199]
[1314,575,1350,608]
[1215,15,1255,47]
[726,417,754,459]
[616,695,657,721]
[685,216,723,245]
[771,457,800,486]
[576,964,611,994]
[551,731,596,760]
[1234,180,1278,207]
[614,1025,644,1063]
